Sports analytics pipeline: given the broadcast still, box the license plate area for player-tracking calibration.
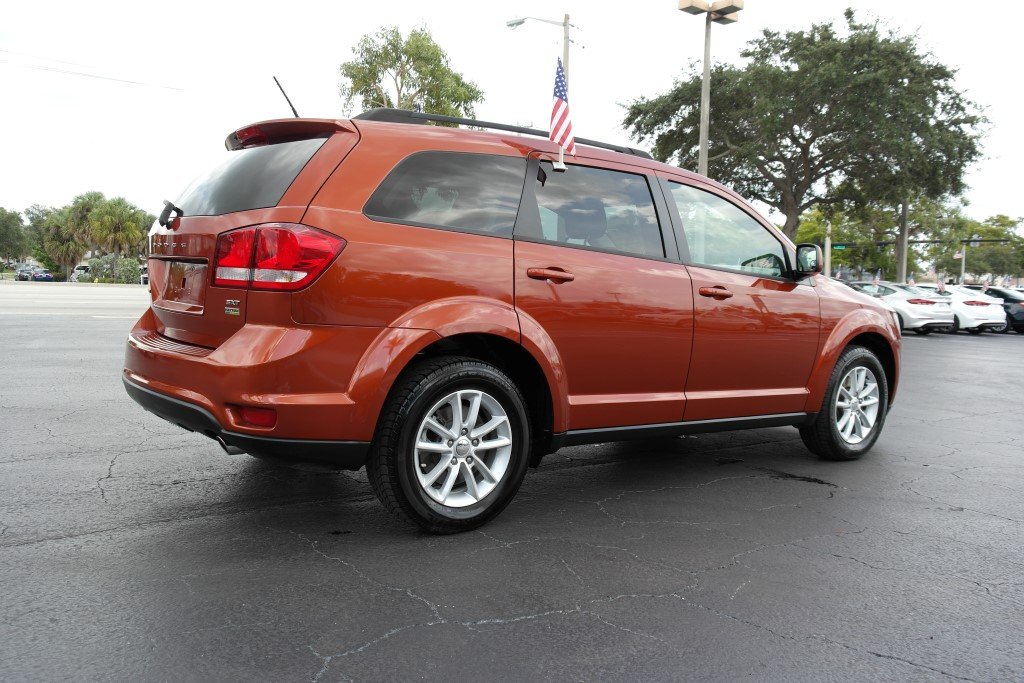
[153,259,208,314]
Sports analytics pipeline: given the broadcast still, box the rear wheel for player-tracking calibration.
[366,356,531,534]
[992,317,1009,334]
[800,345,888,461]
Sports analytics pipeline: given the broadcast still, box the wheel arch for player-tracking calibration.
[804,310,900,413]
[348,297,567,461]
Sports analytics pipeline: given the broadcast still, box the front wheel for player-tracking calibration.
[800,345,889,461]
[366,356,531,534]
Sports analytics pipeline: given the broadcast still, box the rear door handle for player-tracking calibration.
[527,267,575,284]
[698,286,733,299]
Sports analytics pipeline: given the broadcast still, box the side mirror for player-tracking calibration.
[795,243,823,276]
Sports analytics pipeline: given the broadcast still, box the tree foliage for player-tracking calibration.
[17,195,152,276]
[624,10,984,238]
[0,208,27,262]
[339,26,483,118]
[90,197,149,256]
[796,201,1023,282]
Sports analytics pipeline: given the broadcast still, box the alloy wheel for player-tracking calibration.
[834,366,881,445]
[413,389,513,508]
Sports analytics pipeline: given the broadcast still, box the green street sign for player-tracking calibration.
[833,244,846,250]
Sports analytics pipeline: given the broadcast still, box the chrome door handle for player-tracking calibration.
[527,267,575,283]
[698,286,733,299]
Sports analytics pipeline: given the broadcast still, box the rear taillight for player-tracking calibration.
[906,298,934,305]
[212,223,344,291]
[213,228,256,287]
[964,300,989,306]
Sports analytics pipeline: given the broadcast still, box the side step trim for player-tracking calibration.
[552,413,814,449]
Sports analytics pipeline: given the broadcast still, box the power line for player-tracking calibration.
[0,57,184,91]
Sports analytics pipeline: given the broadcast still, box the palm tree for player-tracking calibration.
[89,198,147,280]
[42,208,87,278]
[67,191,106,257]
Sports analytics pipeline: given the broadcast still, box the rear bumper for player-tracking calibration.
[123,375,369,469]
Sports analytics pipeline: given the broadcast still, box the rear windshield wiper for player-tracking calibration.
[158,200,184,227]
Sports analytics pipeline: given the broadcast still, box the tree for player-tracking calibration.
[67,191,106,255]
[339,26,483,118]
[89,197,149,279]
[23,204,61,272]
[42,208,88,277]
[0,208,28,264]
[623,10,984,239]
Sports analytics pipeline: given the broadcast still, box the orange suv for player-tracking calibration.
[124,109,901,533]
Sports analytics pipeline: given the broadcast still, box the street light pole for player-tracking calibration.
[679,0,744,178]
[507,14,573,86]
[699,12,712,176]
[562,14,570,88]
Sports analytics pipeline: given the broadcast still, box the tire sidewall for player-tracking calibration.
[825,348,889,457]
[393,364,530,525]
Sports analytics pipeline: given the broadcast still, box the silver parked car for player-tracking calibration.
[849,281,954,335]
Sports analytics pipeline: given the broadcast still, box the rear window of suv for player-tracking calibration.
[364,151,527,236]
[176,137,328,217]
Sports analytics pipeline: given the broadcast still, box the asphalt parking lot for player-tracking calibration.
[2,281,1022,681]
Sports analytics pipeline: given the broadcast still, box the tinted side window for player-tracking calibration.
[518,163,665,259]
[667,181,786,277]
[364,152,526,236]
[177,137,327,217]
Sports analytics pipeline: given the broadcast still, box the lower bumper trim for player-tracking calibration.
[122,376,369,470]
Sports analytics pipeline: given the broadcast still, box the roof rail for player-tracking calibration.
[353,108,654,160]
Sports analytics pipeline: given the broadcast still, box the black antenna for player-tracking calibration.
[273,76,299,118]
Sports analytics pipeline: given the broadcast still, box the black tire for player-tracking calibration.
[913,328,932,336]
[949,316,961,334]
[993,317,1010,334]
[967,327,984,335]
[366,356,531,534]
[799,345,889,461]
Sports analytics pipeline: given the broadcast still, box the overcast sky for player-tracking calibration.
[1,0,1021,226]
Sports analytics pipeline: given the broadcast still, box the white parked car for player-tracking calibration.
[850,281,954,335]
[914,283,1007,334]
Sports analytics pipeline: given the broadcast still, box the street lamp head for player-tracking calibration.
[712,11,739,24]
[710,0,743,13]
[506,18,526,29]
[678,0,710,14]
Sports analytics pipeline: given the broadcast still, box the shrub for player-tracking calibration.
[87,254,140,284]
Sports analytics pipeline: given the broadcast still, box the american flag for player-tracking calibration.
[550,58,576,156]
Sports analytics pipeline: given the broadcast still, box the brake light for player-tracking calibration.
[906,298,934,305]
[212,223,344,291]
[213,228,256,287]
[253,225,344,290]
[964,300,990,306]
[228,125,268,149]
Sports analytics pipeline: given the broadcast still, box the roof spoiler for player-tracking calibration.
[224,119,355,151]
[354,108,654,160]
